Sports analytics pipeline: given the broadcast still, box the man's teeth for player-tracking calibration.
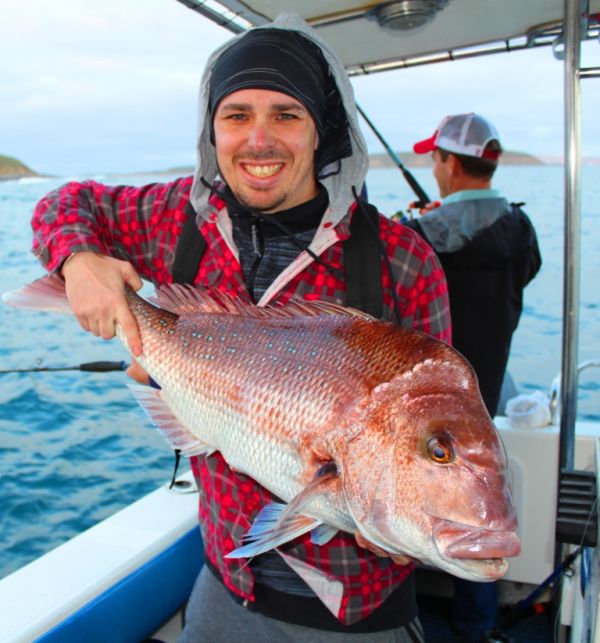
[244,164,282,177]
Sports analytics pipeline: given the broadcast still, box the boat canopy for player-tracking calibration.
[176,0,600,73]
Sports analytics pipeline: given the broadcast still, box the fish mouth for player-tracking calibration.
[432,517,521,580]
[445,556,509,580]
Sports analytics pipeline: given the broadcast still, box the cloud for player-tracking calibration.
[1,0,230,173]
[2,1,600,174]
[352,40,600,158]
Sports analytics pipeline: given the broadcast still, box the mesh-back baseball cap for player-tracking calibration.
[413,113,501,160]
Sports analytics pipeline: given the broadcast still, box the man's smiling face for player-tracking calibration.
[213,88,320,213]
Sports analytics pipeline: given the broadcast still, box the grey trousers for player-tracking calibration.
[178,566,426,643]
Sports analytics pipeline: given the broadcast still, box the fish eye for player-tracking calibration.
[427,436,454,464]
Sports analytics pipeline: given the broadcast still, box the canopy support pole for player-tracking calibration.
[553,1,583,639]
[558,0,583,475]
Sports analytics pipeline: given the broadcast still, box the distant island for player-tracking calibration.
[4,150,598,182]
[369,150,544,168]
[0,154,38,181]
[154,149,544,177]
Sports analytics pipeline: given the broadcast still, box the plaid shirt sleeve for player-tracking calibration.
[380,215,452,344]
[31,176,194,283]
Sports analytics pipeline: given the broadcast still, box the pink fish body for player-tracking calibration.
[3,276,520,581]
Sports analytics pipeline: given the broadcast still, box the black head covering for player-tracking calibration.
[208,28,352,176]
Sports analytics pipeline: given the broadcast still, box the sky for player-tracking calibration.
[2,0,600,176]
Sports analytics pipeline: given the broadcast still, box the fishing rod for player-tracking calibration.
[0,361,128,374]
[1,356,190,490]
[493,546,582,635]
[356,103,431,208]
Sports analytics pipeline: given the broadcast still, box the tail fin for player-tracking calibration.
[2,275,72,314]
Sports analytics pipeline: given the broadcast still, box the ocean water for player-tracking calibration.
[0,166,598,580]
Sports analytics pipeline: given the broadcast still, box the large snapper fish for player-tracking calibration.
[4,275,520,581]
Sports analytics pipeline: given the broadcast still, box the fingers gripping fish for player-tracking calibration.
[3,275,521,582]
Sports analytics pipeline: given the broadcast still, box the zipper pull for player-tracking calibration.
[251,217,263,258]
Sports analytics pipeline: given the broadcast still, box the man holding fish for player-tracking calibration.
[23,13,521,643]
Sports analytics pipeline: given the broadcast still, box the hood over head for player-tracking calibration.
[190,13,369,226]
[207,28,352,174]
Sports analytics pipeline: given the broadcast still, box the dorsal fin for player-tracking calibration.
[151,284,374,321]
[150,284,236,315]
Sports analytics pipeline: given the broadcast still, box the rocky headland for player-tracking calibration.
[0,155,38,181]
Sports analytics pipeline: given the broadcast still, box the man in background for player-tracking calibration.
[406,113,541,642]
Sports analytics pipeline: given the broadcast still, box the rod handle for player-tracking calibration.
[78,361,128,372]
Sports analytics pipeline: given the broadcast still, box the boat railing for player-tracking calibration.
[549,359,600,425]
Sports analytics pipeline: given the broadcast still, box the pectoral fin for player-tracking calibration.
[226,503,321,558]
[226,461,339,558]
[310,524,339,546]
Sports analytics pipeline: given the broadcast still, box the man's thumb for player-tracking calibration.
[121,263,143,291]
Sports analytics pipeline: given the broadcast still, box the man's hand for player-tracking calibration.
[408,200,442,216]
[62,252,143,356]
[126,359,150,385]
[354,531,415,566]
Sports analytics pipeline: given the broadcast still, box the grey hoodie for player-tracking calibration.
[189,14,369,298]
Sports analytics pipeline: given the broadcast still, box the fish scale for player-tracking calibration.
[132,308,368,528]
[3,276,522,581]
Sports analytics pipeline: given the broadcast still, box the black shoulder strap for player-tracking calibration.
[169,200,206,482]
[172,202,206,285]
[343,202,383,319]
[172,199,384,318]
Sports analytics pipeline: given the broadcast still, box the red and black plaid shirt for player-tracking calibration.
[32,176,451,625]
